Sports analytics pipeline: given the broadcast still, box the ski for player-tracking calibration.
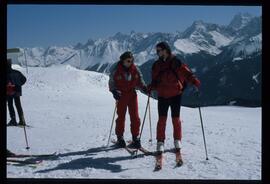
[176,160,183,167]
[175,150,183,167]
[7,124,33,128]
[111,140,137,156]
[124,147,136,156]
[7,152,57,158]
[7,162,40,168]
[7,159,43,165]
[138,147,153,156]
[154,153,163,171]
[17,124,33,128]
[127,140,153,156]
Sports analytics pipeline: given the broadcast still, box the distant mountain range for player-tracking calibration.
[9,13,261,107]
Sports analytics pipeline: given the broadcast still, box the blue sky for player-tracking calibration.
[7,5,261,48]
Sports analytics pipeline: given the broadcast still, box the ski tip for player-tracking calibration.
[36,160,43,164]
[176,162,183,167]
[154,166,162,171]
[7,159,43,165]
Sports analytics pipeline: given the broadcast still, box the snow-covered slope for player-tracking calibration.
[7,65,261,179]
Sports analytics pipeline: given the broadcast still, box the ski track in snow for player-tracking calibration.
[7,65,261,179]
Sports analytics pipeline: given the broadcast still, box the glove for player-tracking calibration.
[6,82,16,96]
[141,86,147,94]
[111,90,121,100]
[147,84,153,92]
[192,78,201,89]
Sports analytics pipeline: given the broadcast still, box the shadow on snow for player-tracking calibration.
[34,145,144,173]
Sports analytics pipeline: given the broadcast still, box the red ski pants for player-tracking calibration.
[156,95,182,141]
[115,91,140,137]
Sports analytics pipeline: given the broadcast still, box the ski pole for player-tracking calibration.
[148,96,153,144]
[196,90,209,160]
[22,125,30,150]
[106,101,118,148]
[23,49,28,74]
[135,94,150,156]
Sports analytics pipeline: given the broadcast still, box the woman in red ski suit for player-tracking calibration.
[149,42,201,164]
[109,51,147,149]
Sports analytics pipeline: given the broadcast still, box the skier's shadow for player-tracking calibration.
[56,146,118,158]
[35,146,144,173]
[24,145,117,163]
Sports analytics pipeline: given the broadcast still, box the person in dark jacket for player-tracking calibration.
[109,51,148,148]
[6,59,27,126]
[148,42,201,163]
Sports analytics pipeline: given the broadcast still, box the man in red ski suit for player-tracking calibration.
[109,51,148,148]
[149,42,201,164]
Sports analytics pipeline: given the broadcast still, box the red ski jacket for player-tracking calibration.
[151,55,198,98]
[109,62,146,94]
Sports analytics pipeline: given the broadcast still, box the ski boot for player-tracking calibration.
[129,136,141,149]
[18,115,26,126]
[116,136,126,148]
[154,141,164,171]
[7,117,17,126]
[174,140,183,167]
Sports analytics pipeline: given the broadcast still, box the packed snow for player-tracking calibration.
[7,65,261,179]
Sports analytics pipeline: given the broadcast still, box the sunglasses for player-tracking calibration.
[125,59,133,63]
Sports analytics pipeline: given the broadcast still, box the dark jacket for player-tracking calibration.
[7,69,27,96]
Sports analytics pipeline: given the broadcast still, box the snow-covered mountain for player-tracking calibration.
[228,13,255,31]
[174,20,233,55]
[216,14,261,60]
[10,13,261,73]
[8,13,261,107]
[7,64,261,179]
